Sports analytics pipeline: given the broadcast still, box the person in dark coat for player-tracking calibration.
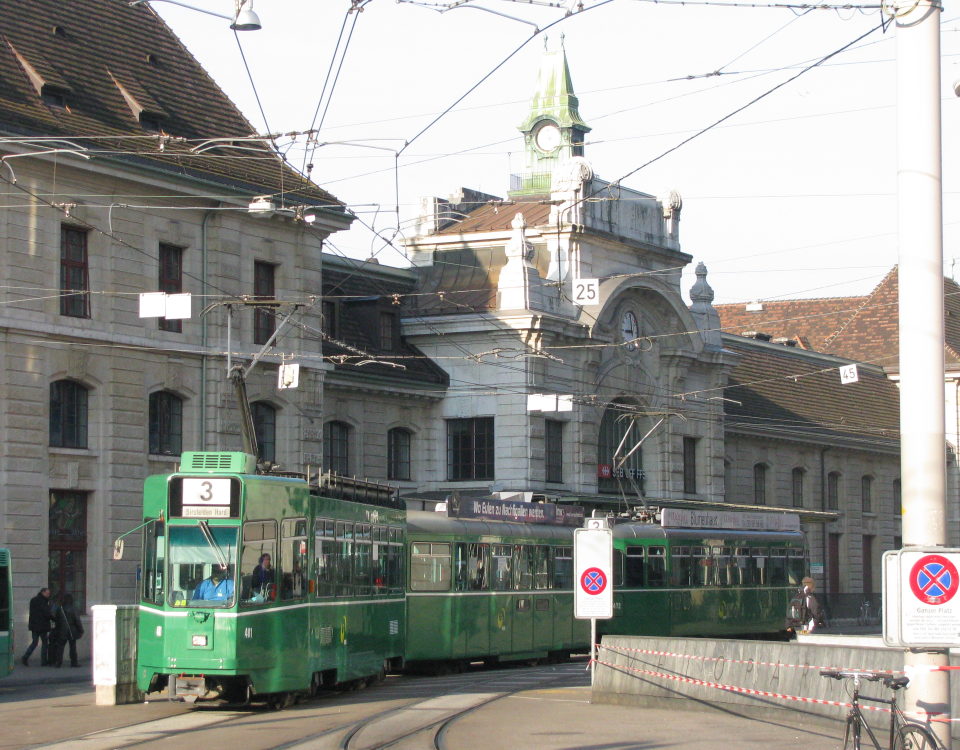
[21,587,54,666]
[251,553,275,593]
[49,593,84,668]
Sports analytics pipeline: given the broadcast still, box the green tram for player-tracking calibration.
[136,452,406,706]
[602,508,806,638]
[404,510,590,669]
[0,548,11,678]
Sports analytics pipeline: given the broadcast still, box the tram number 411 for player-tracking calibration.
[572,278,599,305]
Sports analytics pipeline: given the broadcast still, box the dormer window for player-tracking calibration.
[41,86,67,108]
[109,69,168,131]
[140,113,163,132]
[379,312,395,351]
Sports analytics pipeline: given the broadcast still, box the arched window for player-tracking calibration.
[251,401,277,463]
[827,471,841,510]
[50,379,88,448]
[324,420,350,475]
[861,475,873,513]
[791,467,805,508]
[148,390,183,456]
[753,463,767,505]
[598,399,645,494]
[387,428,411,481]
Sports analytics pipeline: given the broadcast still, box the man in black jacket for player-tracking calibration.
[21,587,54,666]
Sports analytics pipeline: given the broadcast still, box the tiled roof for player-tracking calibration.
[433,198,553,234]
[0,0,341,209]
[718,267,960,370]
[322,263,448,387]
[723,338,900,449]
[715,297,866,351]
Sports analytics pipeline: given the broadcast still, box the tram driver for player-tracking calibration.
[193,565,235,602]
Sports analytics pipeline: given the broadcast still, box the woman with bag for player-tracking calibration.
[50,593,84,668]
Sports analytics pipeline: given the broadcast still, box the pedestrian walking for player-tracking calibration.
[20,587,54,666]
[49,593,84,668]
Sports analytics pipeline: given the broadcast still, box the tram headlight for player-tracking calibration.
[191,634,208,647]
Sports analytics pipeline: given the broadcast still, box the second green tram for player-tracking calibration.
[136,452,406,705]
[404,511,590,667]
[602,508,807,638]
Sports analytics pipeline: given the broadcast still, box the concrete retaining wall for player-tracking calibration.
[593,634,959,741]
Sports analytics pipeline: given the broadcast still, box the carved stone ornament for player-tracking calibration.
[550,156,593,193]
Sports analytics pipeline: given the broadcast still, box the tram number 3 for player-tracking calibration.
[573,278,599,305]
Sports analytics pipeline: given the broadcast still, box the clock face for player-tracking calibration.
[534,122,561,153]
[621,311,640,350]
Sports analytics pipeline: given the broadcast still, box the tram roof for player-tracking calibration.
[554,495,839,525]
[406,510,577,542]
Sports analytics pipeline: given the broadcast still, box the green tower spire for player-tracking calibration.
[510,35,591,197]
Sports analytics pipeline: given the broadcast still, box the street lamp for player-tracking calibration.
[128,0,262,31]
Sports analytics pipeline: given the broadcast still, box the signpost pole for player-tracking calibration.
[895,1,951,744]
[590,618,596,687]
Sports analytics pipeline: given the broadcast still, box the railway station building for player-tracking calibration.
[0,1,918,634]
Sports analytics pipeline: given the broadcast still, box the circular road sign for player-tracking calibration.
[909,554,960,606]
[580,567,608,596]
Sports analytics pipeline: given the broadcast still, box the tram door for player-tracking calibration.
[490,545,515,655]
[511,545,535,653]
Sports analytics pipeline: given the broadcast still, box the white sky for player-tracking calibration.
[149,0,960,305]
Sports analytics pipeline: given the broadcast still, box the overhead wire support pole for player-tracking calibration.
[893,0,951,746]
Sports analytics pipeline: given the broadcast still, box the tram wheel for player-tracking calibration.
[266,692,293,710]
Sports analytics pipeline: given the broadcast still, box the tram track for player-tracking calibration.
[277,661,588,750]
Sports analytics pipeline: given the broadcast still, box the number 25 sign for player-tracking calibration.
[573,278,599,305]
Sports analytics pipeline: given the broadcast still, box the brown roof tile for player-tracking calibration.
[0,0,341,209]
[723,339,900,449]
[434,198,553,234]
[718,267,960,371]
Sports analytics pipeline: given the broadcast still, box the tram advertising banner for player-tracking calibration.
[883,547,960,648]
[574,527,613,619]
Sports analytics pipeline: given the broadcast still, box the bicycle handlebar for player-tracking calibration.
[819,670,910,690]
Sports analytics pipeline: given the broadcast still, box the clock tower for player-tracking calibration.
[511,36,591,198]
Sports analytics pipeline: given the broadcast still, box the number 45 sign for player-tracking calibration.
[573,278,599,305]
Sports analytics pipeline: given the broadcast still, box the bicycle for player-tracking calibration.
[858,600,881,628]
[819,669,941,749]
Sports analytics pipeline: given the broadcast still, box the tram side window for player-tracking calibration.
[514,545,534,590]
[532,546,549,590]
[769,549,788,585]
[749,547,767,585]
[647,546,666,587]
[553,547,573,589]
[410,542,451,591]
[733,547,749,586]
[354,523,372,595]
[240,520,276,604]
[491,545,512,591]
[314,519,336,596]
[715,547,735,587]
[787,549,805,585]
[671,546,692,587]
[387,527,404,593]
[280,518,308,600]
[372,526,388,593]
[454,542,488,591]
[141,519,165,605]
[335,522,354,595]
[624,548,644,587]
[692,546,709,586]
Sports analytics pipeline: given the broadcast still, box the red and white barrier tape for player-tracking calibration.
[591,654,957,723]
[595,643,901,675]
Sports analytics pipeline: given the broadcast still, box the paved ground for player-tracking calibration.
[0,659,854,750]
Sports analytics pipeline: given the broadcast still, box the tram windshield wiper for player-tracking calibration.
[198,520,229,571]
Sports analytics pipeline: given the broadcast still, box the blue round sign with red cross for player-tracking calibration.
[580,567,607,596]
[909,554,959,606]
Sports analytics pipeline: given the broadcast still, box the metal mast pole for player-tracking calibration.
[895,1,951,745]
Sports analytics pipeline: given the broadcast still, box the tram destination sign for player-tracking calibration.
[452,497,584,526]
[660,508,800,532]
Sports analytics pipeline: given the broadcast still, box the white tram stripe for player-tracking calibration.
[143,597,402,619]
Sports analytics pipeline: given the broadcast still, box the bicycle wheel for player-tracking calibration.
[895,724,939,750]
